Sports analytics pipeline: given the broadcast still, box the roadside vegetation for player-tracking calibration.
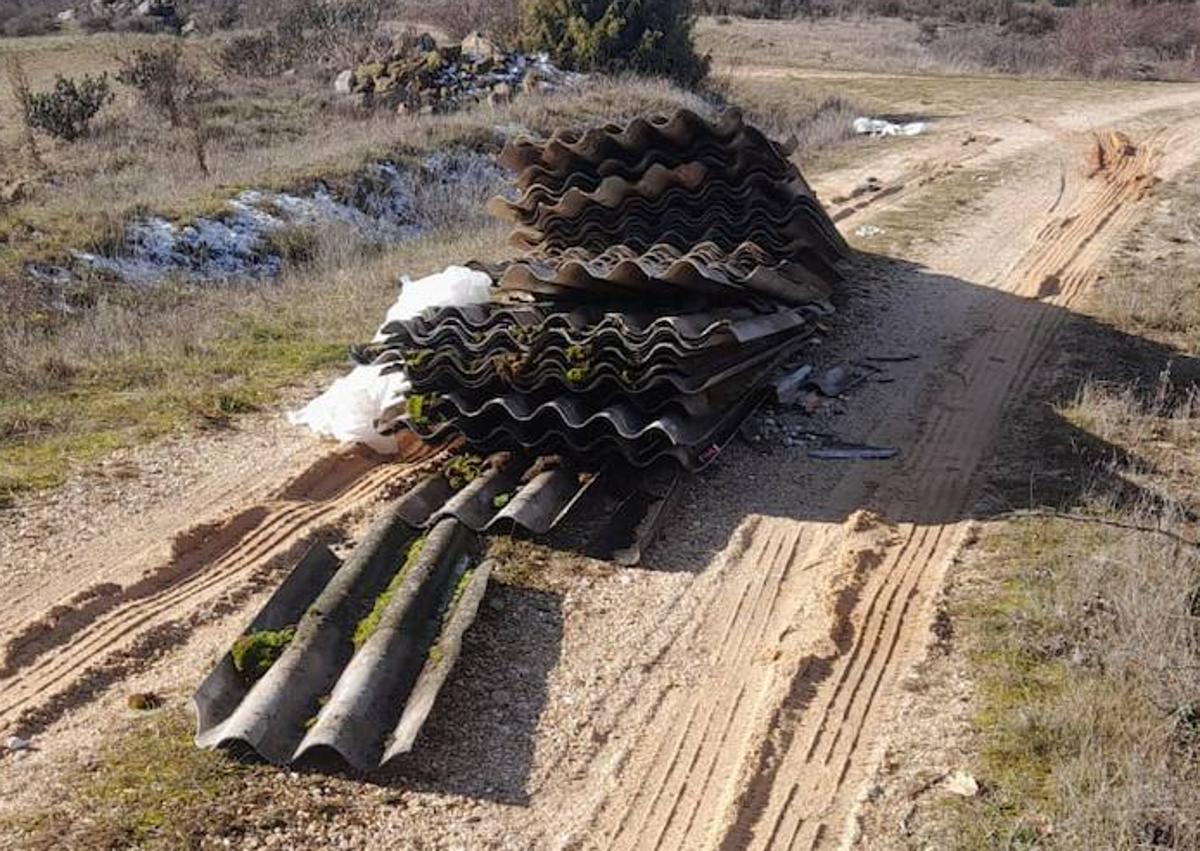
[0,710,286,850]
[931,170,1200,848]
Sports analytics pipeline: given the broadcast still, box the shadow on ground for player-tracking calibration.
[377,249,1200,801]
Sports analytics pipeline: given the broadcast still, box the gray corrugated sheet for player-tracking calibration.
[506,143,796,211]
[393,340,801,470]
[194,452,683,769]
[367,303,822,358]
[194,517,486,770]
[498,109,797,189]
[489,163,817,228]
[497,244,832,306]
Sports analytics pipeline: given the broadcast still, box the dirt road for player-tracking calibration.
[3,73,1200,849]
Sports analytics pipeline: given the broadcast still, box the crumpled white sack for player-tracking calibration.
[853,116,928,137]
[288,265,492,452]
[372,265,494,342]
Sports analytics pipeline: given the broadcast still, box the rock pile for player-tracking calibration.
[335,31,578,114]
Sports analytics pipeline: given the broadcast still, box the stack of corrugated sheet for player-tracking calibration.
[193,110,849,771]
[371,108,847,470]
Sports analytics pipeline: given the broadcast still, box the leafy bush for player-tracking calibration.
[521,0,709,86]
[24,74,113,142]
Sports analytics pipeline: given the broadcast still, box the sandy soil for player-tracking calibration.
[3,71,1200,850]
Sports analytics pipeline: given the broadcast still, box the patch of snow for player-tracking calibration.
[67,152,505,286]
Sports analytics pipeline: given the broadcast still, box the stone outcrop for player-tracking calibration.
[336,32,577,114]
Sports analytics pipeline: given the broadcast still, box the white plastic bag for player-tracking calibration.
[852,116,928,137]
[287,265,492,452]
[373,265,493,341]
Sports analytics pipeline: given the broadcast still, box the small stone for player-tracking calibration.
[944,770,979,797]
[4,735,31,752]
[461,31,504,63]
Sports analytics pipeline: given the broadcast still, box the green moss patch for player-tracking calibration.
[231,626,296,683]
[0,710,280,850]
[352,535,426,650]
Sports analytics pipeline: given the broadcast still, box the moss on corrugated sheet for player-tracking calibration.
[352,534,427,650]
[230,626,296,683]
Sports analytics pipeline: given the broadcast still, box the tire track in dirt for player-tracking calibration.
[0,436,446,735]
[578,128,1172,850]
[733,129,1166,851]
[825,138,999,226]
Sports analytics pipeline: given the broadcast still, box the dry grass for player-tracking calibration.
[954,499,1200,849]
[0,47,711,271]
[0,709,291,850]
[697,12,1200,81]
[697,15,968,75]
[0,221,510,503]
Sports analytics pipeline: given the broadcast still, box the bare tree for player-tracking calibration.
[5,55,45,171]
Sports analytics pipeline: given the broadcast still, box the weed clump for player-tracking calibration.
[427,567,477,667]
[127,692,163,711]
[352,535,427,649]
[444,453,485,490]
[565,364,591,385]
[231,626,296,683]
[406,393,431,426]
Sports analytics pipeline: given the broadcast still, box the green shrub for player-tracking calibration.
[24,73,113,142]
[521,0,709,86]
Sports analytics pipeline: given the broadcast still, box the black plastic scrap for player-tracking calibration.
[807,443,899,460]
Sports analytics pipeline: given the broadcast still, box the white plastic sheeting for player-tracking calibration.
[287,266,493,453]
[852,117,928,137]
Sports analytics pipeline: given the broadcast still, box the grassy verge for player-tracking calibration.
[0,224,505,504]
[1,710,287,850]
[937,169,1200,848]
